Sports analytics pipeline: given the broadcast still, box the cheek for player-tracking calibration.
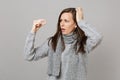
[66,24,75,32]
[66,23,74,28]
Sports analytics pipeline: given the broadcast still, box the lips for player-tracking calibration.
[61,28,65,32]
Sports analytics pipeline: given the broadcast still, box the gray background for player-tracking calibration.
[0,0,120,80]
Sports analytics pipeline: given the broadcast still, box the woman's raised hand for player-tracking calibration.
[31,19,47,33]
[76,7,84,22]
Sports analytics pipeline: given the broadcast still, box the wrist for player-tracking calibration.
[31,28,36,33]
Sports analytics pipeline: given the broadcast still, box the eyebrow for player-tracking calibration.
[60,18,69,21]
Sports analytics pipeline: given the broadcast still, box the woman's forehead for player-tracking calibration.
[60,13,73,20]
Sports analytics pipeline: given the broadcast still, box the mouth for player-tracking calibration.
[61,28,66,32]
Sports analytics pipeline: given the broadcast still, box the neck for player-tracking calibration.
[62,31,77,44]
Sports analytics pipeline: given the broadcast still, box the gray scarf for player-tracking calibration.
[47,32,78,77]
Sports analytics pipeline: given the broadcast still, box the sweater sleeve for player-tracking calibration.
[77,20,103,53]
[24,32,49,61]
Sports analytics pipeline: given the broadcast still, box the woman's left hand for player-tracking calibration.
[76,7,84,22]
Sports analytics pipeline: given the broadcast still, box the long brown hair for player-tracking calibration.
[49,8,87,54]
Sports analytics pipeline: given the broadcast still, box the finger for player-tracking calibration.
[76,8,79,12]
[76,7,81,11]
[38,19,45,23]
[38,19,46,25]
[77,7,83,13]
[41,20,47,25]
[35,24,40,28]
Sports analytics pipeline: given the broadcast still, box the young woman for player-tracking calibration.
[24,7,102,80]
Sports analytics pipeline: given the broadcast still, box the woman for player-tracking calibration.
[24,7,102,80]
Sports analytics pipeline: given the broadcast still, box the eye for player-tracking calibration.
[65,19,69,22]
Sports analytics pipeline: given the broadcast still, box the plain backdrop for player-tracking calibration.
[0,0,120,80]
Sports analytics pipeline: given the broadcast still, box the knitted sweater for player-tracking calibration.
[24,20,102,80]
[49,44,74,80]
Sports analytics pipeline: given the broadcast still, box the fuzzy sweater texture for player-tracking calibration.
[24,20,102,80]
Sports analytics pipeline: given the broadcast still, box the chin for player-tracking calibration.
[62,32,67,35]
[62,32,69,35]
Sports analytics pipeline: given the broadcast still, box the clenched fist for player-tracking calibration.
[31,19,46,33]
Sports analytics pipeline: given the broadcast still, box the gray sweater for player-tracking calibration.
[24,20,102,80]
[49,44,72,80]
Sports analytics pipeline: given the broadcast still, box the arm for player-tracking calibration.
[76,7,102,53]
[78,20,102,53]
[24,19,49,61]
[24,32,49,61]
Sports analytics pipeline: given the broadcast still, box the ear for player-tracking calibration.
[75,25,77,28]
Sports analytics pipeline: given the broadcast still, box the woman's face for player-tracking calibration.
[60,12,76,35]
